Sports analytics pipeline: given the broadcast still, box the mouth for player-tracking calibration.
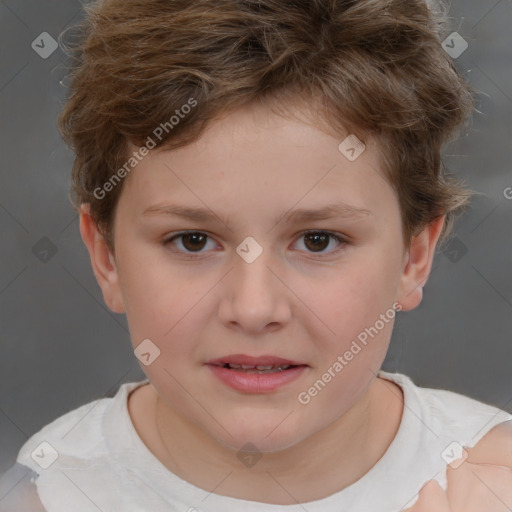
[211,362,299,374]
[206,354,307,373]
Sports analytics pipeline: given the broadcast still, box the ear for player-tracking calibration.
[79,205,125,313]
[397,216,445,311]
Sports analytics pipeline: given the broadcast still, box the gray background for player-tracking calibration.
[0,0,511,476]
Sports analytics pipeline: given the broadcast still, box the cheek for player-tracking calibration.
[312,253,401,339]
[295,248,401,407]
[124,284,204,350]
[115,244,202,346]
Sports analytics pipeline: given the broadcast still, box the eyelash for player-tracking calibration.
[162,230,348,259]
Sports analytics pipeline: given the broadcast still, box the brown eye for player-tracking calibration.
[294,231,346,256]
[164,231,215,254]
[181,233,207,251]
[303,232,330,252]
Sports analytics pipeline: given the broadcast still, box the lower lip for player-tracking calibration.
[206,365,307,393]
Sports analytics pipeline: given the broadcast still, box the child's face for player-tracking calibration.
[85,101,436,452]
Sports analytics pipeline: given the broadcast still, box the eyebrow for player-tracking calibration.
[142,202,372,226]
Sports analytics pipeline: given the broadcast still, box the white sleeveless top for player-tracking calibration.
[2,370,512,512]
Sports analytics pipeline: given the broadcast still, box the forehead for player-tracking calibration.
[118,102,397,226]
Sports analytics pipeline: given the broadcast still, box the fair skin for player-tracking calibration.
[80,99,474,505]
[407,420,512,511]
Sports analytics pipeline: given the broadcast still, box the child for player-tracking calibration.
[1,0,511,510]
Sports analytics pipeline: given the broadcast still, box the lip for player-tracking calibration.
[206,354,305,367]
[205,354,309,393]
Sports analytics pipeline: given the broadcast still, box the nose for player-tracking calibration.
[217,242,292,335]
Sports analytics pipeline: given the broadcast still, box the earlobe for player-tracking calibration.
[79,205,125,314]
[397,216,445,311]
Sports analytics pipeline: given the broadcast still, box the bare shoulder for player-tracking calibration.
[405,421,512,511]
[0,463,47,512]
[466,419,512,468]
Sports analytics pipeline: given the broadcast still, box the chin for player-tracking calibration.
[212,417,309,454]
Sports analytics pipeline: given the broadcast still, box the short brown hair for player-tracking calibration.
[58,0,476,249]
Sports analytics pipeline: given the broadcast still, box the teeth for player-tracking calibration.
[225,363,293,373]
